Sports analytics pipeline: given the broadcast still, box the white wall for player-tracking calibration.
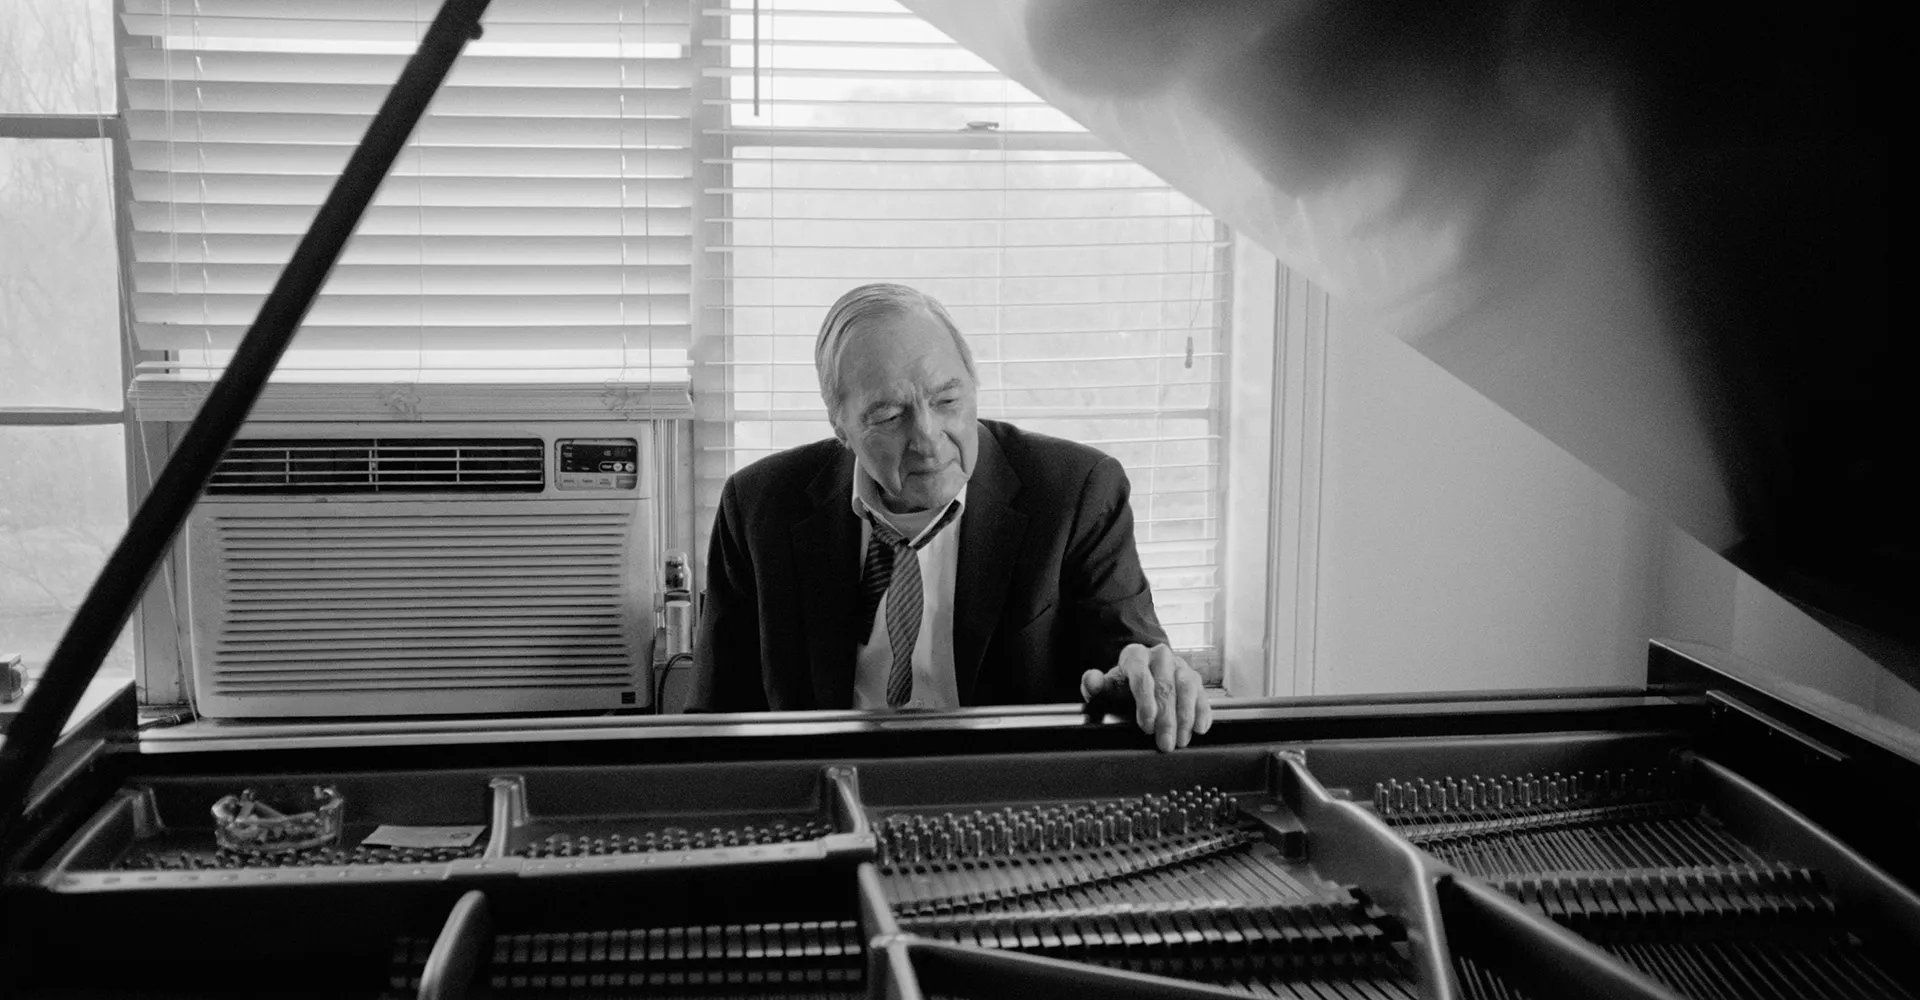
[1299,296,1913,733]
[1306,300,1664,694]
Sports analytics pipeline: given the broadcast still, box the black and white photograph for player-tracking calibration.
[0,1,1909,996]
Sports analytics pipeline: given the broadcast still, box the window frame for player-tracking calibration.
[1218,234,1327,698]
[102,0,1305,704]
[0,112,127,431]
[0,8,150,694]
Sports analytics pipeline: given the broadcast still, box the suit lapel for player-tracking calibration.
[792,447,862,709]
[953,424,1028,704]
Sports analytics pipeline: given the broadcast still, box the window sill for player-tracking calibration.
[0,407,125,426]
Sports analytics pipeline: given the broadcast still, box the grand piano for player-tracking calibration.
[1,1,1910,998]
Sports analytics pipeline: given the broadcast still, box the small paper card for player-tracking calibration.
[360,824,486,849]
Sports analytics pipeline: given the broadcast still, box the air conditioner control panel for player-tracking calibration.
[556,438,639,491]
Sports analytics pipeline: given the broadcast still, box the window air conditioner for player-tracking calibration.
[183,421,656,719]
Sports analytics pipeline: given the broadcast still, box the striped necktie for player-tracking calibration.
[858,504,959,708]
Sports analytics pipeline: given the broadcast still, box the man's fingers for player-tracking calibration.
[1079,668,1109,703]
[1149,646,1179,752]
[1098,644,1209,752]
[1117,644,1157,733]
[1175,668,1201,748]
[1127,666,1157,735]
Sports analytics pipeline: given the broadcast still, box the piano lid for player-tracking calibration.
[901,0,1908,646]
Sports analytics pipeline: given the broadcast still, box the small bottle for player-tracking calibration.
[2,651,24,704]
[662,551,692,656]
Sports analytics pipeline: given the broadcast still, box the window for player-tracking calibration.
[697,0,1230,657]
[1,0,133,679]
[109,0,1240,679]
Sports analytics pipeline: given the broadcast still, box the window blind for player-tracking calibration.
[121,0,696,371]
[697,0,1230,652]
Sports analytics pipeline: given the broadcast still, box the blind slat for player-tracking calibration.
[699,6,919,17]
[127,80,695,116]
[136,202,691,232]
[710,128,1112,151]
[708,240,1230,252]
[703,185,1186,195]
[704,155,1140,166]
[706,297,1226,310]
[711,330,1218,343]
[705,353,1221,365]
[124,0,694,22]
[707,215,1212,224]
[124,110,694,147]
[133,292,689,325]
[124,49,698,88]
[136,323,692,352]
[131,232,693,265]
[701,37,964,50]
[129,205,693,238]
[132,263,690,295]
[703,66,1002,81]
[707,96,1048,108]
[132,173,695,208]
[707,268,1216,280]
[122,14,689,46]
[130,142,694,177]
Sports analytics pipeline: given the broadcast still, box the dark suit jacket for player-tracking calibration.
[689,419,1166,711]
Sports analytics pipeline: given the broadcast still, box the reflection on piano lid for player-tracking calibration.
[904,0,1909,649]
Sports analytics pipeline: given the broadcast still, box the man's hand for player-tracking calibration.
[1080,643,1213,752]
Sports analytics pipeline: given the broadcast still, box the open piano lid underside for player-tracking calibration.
[900,0,1907,652]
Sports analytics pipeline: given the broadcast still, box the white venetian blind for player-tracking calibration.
[121,0,696,372]
[697,0,1230,653]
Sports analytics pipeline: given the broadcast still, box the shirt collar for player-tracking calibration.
[850,460,966,546]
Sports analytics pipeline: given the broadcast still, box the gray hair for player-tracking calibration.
[814,283,977,414]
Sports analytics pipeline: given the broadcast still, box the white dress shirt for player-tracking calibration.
[849,464,965,711]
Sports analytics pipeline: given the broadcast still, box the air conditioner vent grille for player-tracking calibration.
[195,506,642,712]
[209,438,544,494]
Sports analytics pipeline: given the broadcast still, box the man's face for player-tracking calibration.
[830,309,979,513]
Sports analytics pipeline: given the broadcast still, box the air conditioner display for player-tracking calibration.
[557,439,639,491]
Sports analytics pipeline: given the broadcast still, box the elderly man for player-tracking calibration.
[689,283,1212,750]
